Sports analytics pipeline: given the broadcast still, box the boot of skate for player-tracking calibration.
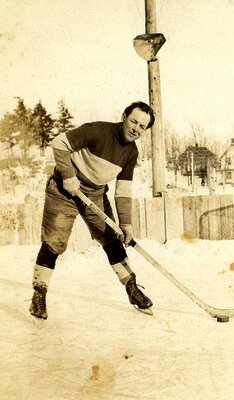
[29,265,53,320]
[125,274,153,309]
[111,258,153,309]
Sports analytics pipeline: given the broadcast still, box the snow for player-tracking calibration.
[0,155,234,398]
[0,238,234,400]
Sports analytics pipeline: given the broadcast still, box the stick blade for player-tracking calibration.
[217,316,229,323]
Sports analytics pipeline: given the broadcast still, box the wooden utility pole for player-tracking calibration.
[207,159,216,195]
[145,0,165,196]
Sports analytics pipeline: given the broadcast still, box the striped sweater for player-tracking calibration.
[51,121,138,225]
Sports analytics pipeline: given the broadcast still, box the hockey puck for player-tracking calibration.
[217,316,229,323]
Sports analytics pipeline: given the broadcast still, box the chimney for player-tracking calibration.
[231,138,234,145]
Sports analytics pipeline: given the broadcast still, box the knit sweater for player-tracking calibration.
[51,121,138,225]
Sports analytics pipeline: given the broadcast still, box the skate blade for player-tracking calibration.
[133,305,154,316]
[30,314,47,329]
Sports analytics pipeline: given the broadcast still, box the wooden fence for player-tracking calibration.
[0,194,233,252]
[183,194,234,240]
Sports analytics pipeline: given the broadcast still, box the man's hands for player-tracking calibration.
[63,176,80,196]
[119,224,133,246]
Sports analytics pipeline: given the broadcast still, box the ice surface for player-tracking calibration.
[0,238,233,400]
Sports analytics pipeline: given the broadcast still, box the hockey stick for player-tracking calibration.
[76,189,234,321]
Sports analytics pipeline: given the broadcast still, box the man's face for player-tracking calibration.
[122,108,151,142]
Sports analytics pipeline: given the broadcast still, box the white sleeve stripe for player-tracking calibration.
[115,180,132,198]
[51,132,73,151]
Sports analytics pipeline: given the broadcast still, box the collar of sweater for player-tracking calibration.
[116,122,132,146]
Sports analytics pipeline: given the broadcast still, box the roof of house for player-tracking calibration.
[179,146,216,162]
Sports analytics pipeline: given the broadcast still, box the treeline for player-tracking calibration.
[0,97,228,165]
[163,120,227,172]
[141,119,226,170]
[0,97,75,157]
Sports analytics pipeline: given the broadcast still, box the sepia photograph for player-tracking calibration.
[0,1,234,399]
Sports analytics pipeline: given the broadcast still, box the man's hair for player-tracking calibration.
[123,101,155,129]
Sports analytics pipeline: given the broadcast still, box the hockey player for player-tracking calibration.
[29,101,155,319]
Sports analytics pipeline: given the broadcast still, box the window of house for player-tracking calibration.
[226,171,232,180]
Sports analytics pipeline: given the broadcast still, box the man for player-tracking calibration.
[29,101,155,320]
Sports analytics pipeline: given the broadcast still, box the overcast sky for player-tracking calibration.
[0,0,233,140]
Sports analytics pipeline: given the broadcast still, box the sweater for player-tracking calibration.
[51,121,138,225]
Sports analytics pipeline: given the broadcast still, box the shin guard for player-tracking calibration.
[111,258,134,285]
[32,264,54,289]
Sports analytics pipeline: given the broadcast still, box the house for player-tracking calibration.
[219,138,234,186]
[179,144,216,185]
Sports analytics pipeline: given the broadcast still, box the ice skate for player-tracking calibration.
[29,284,48,320]
[126,274,153,310]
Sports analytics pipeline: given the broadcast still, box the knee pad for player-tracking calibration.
[36,242,59,269]
[103,239,127,265]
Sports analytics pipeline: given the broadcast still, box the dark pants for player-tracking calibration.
[37,177,127,268]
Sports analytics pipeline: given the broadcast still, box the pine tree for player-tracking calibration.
[32,101,54,156]
[0,112,19,156]
[14,97,34,156]
[53,99,74,137]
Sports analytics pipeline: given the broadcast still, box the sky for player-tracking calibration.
[0,0,234,140]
